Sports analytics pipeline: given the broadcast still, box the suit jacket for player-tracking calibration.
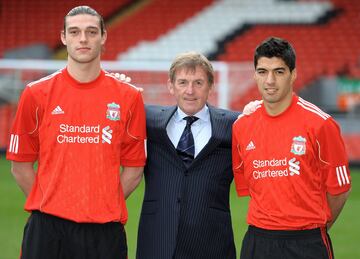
[136,105,239,259]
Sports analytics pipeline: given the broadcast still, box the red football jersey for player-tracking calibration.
[232,94,351,230]
[7,68,146,223]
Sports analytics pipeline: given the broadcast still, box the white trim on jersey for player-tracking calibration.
[336,165,350,186]
[27,70,62,87]
[297,102,328,120]
[144,139,147,158]
[29,107,40,134]
[234,144,243,170]
[126,110,139,140]
[316,140,330,165]
[8,134,19,154]
[298,97,330,118]
[297,97,330,120]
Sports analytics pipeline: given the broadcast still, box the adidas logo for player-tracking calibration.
[246,141,255,151]
[51,105,64,115]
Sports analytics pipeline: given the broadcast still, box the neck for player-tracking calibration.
[264,94,293,116]
[66,57,101,83]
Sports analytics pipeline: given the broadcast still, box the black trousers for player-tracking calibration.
[240,225,334,259]
[20,211,127,259]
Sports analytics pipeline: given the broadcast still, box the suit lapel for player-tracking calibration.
[155,106,176,148]
[154,106,188,168]
[191,106,228,167]
[155,105,229,170]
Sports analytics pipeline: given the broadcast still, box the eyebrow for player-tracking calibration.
[256,67,286,71]
[176,78,205,82]
[67,26,99,31]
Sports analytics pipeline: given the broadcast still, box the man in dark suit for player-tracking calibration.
[137,52,239,259]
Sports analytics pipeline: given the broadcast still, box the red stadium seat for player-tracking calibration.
[0,1,132,57]
[220,0,360,109]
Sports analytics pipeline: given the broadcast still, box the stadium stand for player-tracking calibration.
[343,134,360,163]
[215,0,360,109]
[0,0,132,58]
[0,104,15,152]
[117,0,332,61]
[0,0,359,162]
[103,0,214,60]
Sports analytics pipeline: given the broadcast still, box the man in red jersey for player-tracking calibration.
[232,37,351,259]
[6,6,146,259]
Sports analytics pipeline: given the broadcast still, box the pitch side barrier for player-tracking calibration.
[0,59,254,151]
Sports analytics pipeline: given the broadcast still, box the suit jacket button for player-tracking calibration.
[177,198,181,203]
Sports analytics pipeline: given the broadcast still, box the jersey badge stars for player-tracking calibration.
[291,136,306,155]
[246,141,256,151]
[106,102,120,121]
[51,105,64,115]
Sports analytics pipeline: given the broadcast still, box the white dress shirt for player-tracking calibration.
[166,105,212,157]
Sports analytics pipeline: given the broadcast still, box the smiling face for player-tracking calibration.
[254,56,297,115]
[61,14,107,64]
[167,66,213,115]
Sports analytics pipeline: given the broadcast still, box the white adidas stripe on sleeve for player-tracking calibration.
[336,165,350,187]
[8,134,19,154]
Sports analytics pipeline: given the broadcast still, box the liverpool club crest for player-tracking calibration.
[291,136,306,155]
[106,102,120,121]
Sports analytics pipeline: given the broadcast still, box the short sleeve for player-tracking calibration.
[6,86,40,162]
[317,118,351,195]
[121,91,147,167]
[232,123,249,196]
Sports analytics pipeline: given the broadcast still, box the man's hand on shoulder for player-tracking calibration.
[113,73,132,83]
[242,100,263,116]
[111,72,144,92]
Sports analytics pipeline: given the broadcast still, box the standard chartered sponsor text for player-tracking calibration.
[253,168,289,179]
[253,158,287,168]
[60,124,100,133]
[57,124,100,144]
[252,158,299,179]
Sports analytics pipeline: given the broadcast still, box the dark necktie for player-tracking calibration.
[176,116,199,166]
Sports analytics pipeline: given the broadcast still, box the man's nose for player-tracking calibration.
[185,84,194,94]
[80,31,87,42]
[266,72,275,84]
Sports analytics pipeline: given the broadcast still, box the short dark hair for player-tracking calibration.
[169,51,214,86]
[64,6,105,35]
[254,37,296,72]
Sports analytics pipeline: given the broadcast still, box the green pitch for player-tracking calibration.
[1,156,359,258]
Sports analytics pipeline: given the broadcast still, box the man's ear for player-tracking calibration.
[209,83,214,94]
[61,31,66,46]
[253,71,257,81]
[101,30,107,45]
[291,68,297,84]
[167,79,174,95]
